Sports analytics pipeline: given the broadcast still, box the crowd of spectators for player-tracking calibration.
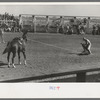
[0,12,20,32]
[58,17,88,35]
[0,12,15,21]
[0,13,100,35]
[58,17,100,35]
[92,24,100,35]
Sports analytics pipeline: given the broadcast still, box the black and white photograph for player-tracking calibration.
[0,3,100,83]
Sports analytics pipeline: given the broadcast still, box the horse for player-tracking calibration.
[2,34,27,68]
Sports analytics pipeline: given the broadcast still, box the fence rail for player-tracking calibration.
[1,67,100,82]
[19,14,100,34]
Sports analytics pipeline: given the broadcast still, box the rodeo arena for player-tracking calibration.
[0,12,100,82]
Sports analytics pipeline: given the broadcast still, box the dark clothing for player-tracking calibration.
[92,25,96,35]
[21,29,28,34]
[21,29,28,42]
[22,32,27,42]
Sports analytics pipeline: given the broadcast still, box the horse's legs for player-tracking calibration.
[22,51,27,66]
[7,52,11,67]
[12,51,16,68]
[18,50,21,65]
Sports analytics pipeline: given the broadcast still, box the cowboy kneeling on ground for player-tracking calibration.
[81,37,92,55]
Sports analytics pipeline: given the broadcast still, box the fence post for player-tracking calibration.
[76,72,86,82]
[46,16,49,33]
[60,16,64,33]
[33,15,36,33]
[56,16,62,33]
[86,17,91,34]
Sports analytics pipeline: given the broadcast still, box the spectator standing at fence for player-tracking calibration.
[0,26,5,43]
[77,24,81,35]
[92,24,96,35]
[80,23,85,35]
[68,25,73,35]
[97,24,100,35]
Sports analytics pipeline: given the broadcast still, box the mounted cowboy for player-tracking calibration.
[2,31,28,68]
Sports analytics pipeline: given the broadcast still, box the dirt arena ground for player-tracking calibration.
[0,32,100,82]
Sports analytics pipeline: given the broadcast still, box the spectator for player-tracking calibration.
[92,24,96,35]
[0,25,5,43]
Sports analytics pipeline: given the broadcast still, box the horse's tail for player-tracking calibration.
[2,41,11,54]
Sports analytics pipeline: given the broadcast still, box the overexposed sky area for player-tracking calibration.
[0,4,100,16]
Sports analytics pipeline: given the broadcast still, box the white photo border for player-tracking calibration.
[0,2,100,98]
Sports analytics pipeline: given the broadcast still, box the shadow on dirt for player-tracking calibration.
[0,61,7,67]
[68,52,89,56]
[68,52,78,55]
[77,53,90,56]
